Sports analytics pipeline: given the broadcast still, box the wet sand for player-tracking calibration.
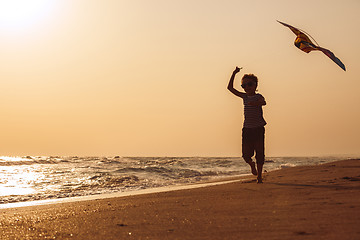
[0,159,359,240]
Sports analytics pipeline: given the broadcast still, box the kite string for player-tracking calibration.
[298,27,320,47]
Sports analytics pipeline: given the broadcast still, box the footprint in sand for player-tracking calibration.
[342,176,360,181]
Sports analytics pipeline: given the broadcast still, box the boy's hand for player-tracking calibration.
[233,66,242,74]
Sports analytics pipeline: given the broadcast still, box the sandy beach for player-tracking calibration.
[0,159,359,240]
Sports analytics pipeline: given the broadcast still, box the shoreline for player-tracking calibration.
[0,156,349,208]
[0,176,251,210]
[1,159,359,239]
[0,157,346,209]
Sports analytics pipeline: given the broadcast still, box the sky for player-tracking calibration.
[0,0,359,157]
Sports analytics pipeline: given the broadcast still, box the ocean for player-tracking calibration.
[0,156,348,205]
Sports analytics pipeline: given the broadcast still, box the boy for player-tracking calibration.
[227,67,266,183]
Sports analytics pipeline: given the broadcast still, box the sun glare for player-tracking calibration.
[0,0,55,30]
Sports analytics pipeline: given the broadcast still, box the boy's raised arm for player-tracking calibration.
[227,67,246,98]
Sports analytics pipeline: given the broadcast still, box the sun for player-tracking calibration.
[0,0,55,30]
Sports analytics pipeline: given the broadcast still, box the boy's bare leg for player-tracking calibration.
[257,163,263,183]
[247,160,258,176]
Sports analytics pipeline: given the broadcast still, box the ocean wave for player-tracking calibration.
[0,156,347,205]
[89,175,140,187]
[0,159,63,166]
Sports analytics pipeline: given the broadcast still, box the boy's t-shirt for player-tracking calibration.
[243,94,267,128]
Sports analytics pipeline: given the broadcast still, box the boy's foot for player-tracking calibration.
[257,177,263,184]
[249,162,258,176]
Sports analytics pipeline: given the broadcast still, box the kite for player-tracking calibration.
[277,20,346,71]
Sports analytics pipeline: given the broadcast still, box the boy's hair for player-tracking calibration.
[242,74,258,85]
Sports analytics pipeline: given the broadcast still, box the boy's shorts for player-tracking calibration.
[242,126,265,165]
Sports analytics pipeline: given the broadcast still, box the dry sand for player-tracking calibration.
[0,159,359,240]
